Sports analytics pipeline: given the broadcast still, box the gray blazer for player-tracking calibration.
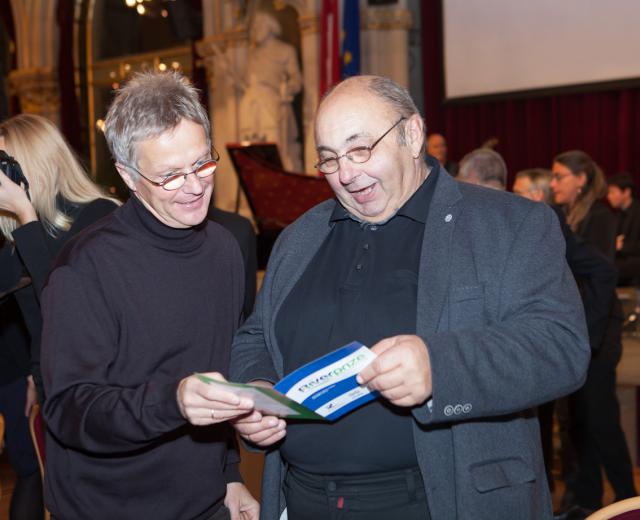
[230,167,590,520]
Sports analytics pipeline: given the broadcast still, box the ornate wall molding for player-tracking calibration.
[8,67,60,118]
[362,7,413,31]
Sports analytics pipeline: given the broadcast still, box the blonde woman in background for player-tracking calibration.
[0,114,119,394]
[0,114,118,519]
[0,114,119,398]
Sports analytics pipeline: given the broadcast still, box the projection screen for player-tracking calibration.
[443,0,640,100]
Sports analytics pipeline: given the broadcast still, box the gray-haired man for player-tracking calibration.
[41,72,258,520]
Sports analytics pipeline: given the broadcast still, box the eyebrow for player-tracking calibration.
[317,131,372,154]
[155,151,210,176]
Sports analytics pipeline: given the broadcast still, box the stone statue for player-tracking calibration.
[238,11,303,171]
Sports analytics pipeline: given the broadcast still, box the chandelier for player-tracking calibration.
[123,0,173,17]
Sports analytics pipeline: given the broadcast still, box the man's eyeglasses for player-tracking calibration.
[315,117,406,175]
[124,149,220,191]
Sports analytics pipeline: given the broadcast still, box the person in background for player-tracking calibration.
[208,206,258,318]
[607,172,640,286]
[514,167,617,506]
[0,114,120,520]
[551,151,636,519]
[230,75,589,520]
[40,71,259,520]
[0,294,43,520]
[426,132,458,176]
[513,168,553,203]
[0,114,120,401]
[457,147,507,190]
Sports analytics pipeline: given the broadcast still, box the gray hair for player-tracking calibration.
[459,148,508,190]
[104,71,211,178]
[515,168,553,203]
[366,76,423,146]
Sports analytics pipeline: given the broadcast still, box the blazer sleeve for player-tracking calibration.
[229,281,279,385]
[229,232,284,385]
[413,202,590,425]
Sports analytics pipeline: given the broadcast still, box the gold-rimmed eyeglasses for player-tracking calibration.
[314,117,406,175]
[124,148,220,191]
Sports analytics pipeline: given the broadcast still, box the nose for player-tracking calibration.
[182,172,205,194]
[337,157,360,185]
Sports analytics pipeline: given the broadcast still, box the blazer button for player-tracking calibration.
[444,405,454,416]
[463,403,472,413]
[454,404,463,415]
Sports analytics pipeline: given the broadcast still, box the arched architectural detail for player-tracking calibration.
[8,67,61,121]
[8,0,60,122]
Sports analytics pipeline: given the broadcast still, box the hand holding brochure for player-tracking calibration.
[196,341,378,421]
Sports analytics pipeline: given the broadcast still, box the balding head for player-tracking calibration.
[314,75,428,223]
[320,75,423,146]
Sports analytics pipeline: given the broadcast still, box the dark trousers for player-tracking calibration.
[0,377,44,520]
[53,500,229,520]
[569,315,637,510]
[284,466,430,520]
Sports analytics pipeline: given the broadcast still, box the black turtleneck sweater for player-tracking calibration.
[41,195,245,520]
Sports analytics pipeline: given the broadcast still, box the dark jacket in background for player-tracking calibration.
[615,199,640,284]
[208,206,257,318]
[0,198,117,400]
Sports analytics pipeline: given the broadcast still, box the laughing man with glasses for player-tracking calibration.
[229,75,590,520]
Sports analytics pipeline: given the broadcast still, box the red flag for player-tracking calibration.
[319,0,340,98]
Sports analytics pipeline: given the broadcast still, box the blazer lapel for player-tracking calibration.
[417,168,463,338]
[268,201,336,377]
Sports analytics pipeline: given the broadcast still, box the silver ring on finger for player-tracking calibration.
[210,409,215,420]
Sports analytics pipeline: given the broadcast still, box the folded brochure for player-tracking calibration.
[196,341,378,421]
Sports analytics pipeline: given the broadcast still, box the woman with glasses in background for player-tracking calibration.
[0,113,119,519]
[551,150,636,519]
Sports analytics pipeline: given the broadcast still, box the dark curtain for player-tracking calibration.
[422,0,640,187]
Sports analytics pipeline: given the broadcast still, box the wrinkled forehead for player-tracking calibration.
[315,89,393,149]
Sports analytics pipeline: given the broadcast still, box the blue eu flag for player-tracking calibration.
[341,0,360,78]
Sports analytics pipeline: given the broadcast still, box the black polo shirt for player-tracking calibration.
[275,166,437,474]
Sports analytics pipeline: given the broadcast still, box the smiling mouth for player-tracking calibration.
[348,183,377,203]
[349,184,375,195]
[178,194,205,206]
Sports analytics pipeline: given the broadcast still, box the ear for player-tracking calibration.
[576,171,587,187]
[116,164,137,192]
[406,114,425,159]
